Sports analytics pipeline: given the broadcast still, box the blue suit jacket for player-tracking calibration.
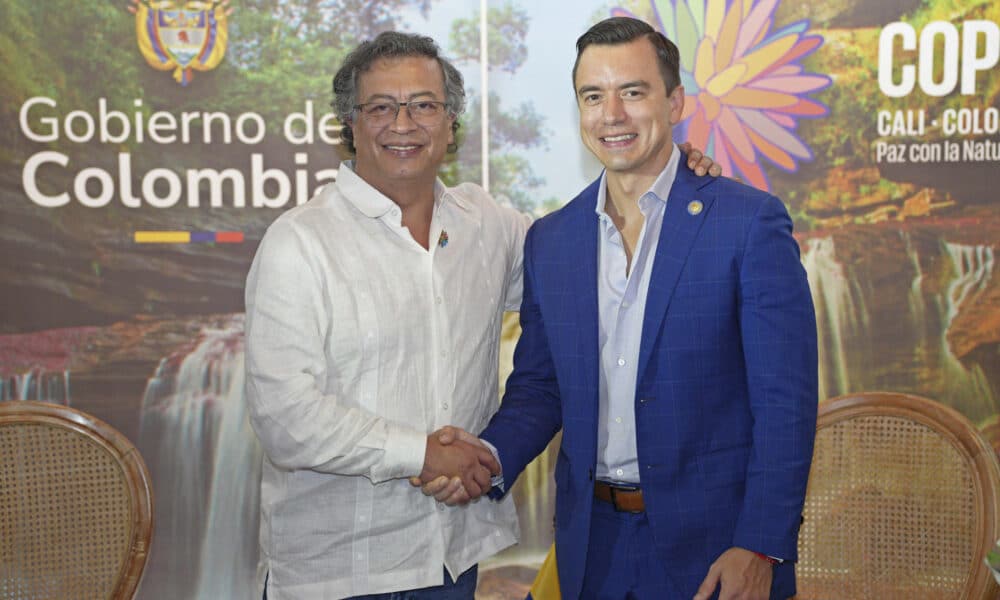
[481,161,818,599]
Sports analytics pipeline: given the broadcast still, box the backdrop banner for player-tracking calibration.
[1,1,996,597]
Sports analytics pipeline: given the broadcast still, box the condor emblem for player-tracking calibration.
[130,0,232,86]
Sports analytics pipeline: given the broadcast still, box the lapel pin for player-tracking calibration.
[438,230,449,248]
[687,200,703,216]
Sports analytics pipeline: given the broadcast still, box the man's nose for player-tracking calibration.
[602,95,626,124]
[390,104,417,131]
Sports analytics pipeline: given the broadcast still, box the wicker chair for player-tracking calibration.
[0,401,153,600]
[796,392,1000,600]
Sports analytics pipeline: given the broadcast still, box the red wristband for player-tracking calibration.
[753,552,779,566]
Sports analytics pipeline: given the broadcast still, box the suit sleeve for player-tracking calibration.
[731,195,818,561]
[480,224,563,491]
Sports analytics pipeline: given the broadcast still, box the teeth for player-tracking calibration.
[387,145,418,150]
[602,134,635,142]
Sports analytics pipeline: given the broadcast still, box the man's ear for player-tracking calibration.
[669,85,685,125]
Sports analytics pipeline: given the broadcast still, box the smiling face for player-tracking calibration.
[350,55,455,197]
[574,37,684,183]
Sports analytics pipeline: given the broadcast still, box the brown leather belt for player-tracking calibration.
[594,481,645,513]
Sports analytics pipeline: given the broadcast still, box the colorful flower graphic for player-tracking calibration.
[613,0,831,191]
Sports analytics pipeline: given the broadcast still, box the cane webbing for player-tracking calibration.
[0,421,132,600]
[797,414,978,599]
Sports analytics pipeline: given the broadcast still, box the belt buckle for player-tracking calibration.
[608,484,641,513]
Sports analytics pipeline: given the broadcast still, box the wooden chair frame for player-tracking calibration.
[0,400,154,599]
[801,392,1000,599]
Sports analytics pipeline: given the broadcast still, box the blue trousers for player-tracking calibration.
[580,499,681,600]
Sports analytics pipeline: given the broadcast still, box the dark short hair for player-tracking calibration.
[332,31,465,154]
[572,16,681,94]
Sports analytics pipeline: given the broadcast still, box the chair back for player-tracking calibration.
[0,400,154,600]
[796,392,1000,599]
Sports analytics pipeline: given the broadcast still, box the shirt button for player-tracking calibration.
[437,504,445,512]
[435,296,443,304]
[617,358,626,366]
[440,349,448,358]
[356,553,363,560]
[616,468,624,477]
[442,402,449,410]
[359,515,367,522]
[366,331,374,339]
[615,417,622,424]
[622,301,630,308]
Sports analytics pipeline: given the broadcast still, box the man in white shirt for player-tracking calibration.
[245,32,525,600]
[245,29,719,600]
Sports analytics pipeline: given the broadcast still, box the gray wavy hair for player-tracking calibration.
[332,31,466,154]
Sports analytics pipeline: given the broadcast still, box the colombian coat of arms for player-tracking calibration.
[130,0,231,86]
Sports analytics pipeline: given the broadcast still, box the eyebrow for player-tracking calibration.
[362,91,439,102]
[576,80,651,97]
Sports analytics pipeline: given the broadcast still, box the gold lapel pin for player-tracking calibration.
[687,200,703,216]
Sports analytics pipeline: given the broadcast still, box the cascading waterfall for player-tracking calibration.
[801,236,868,401]
[944,243,994,324]
[801,233,997,420]
[0,369,71,403]
[939,243,997,419]
[902,231,928,342]
[137,316,261,600]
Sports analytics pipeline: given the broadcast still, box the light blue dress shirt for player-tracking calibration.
[595,144,680,484]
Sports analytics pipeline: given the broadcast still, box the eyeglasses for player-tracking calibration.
[352,100,450,126]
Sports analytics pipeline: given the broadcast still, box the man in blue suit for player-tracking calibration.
[476,17,817,600]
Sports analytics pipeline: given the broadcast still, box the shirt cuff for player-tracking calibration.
[370,423,426,483]
[478,438,505,493]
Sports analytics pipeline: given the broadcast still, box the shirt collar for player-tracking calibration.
[337,160,470,218]
[594,142,681,221]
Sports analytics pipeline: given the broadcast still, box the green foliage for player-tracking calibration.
[796,30,880,172]
[877,178,903,200]
[1,0,434,152]
[788,204,817,232]
[0,0,141,150]
[444,1,549,211]
[804,1,1000,172]
[208,0,434,132]
[449,3,529,73]
[439,92,549,210]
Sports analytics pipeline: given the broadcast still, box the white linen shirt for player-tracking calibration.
[245,162,529,599]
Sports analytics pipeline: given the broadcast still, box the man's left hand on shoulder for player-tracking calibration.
[693,546,774,600]
[679,141,723,177]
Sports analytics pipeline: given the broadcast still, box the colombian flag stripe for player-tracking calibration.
[135,231,190,243]
[190,231,215,243]
[134,231,245,244]
[216,231,244,243]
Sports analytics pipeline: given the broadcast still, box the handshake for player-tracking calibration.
[409,426,499,506]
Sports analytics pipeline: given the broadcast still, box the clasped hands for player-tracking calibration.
[409,425,496,506]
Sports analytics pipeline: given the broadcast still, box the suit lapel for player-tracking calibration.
[567,184,600,402]
[636,165,715,380]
